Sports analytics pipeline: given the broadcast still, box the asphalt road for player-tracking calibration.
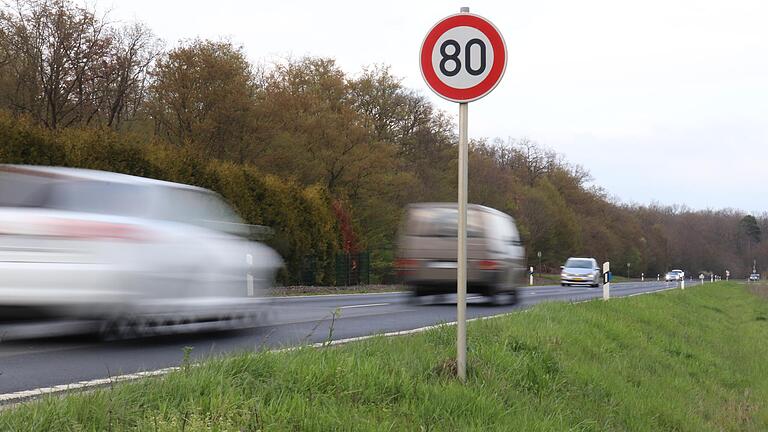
[0,280,696,395]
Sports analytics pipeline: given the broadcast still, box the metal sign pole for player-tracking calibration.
[457,101,468,382]
[421,5,504,383]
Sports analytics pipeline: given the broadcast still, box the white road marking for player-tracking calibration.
[339,302,390,309]
[0,282,694,406]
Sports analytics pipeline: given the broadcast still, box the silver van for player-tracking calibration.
[395,203,526,304]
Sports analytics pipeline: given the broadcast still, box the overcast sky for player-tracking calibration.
[103,0,768,213]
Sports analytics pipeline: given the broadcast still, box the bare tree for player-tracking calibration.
[102,22,161,128]
[0,0,160,128]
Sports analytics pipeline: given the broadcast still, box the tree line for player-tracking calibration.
[1,0,765,282]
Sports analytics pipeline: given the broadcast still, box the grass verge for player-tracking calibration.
[3,282,768,431]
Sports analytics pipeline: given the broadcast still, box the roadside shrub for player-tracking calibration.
[0,112,66,165]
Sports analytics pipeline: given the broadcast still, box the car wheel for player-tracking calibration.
[100,316,138,341]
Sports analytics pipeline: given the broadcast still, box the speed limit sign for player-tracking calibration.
[420,8,507,383]
[420,12,507,102]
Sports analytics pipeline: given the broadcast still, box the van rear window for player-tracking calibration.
[406,208,484,237]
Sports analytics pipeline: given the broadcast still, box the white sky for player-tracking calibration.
[102,0,768,212]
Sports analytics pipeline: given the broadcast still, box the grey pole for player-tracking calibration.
[456,5,471,382]
[457,101,468,382]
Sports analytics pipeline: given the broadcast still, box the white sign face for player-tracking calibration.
[420,13,506,103]
[430,26,495,89]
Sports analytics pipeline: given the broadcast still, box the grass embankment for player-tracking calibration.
[3,282,768,431]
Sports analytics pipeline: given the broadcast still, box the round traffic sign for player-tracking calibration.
[420,13,507,103]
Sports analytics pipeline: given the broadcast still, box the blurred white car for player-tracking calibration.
[664,270,684,282]
[0,165,282,338]
[560,257,600,287]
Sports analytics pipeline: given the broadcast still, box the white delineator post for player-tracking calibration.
[657,274,660,282]
[641,273,644,282]
[456,100,468,382]
[529,266,534,286]
[602,261,610,300]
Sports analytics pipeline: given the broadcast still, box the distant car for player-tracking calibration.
[560,257,600,287]
[664,270,684,282]
[396,203,526,305]
[0,165,283,338]
[749,273,760,282]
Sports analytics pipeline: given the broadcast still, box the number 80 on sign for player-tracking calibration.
[420,13,507,103]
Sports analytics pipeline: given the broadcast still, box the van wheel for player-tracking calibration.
[507,289,518,305]
[486,288,512,306]
[486,292,502,306]
[407,290,421,305]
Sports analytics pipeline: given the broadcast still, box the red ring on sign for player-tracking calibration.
[420,14,507,103]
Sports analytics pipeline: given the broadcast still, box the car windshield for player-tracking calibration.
[565,259,593,269]
[151,187,243,227]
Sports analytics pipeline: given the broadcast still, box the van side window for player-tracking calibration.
[406,208,483,238]
[507,217,522,245]
[485,213,521,251]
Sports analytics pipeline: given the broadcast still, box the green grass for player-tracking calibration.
[3,282,768,431]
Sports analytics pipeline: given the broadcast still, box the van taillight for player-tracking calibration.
[478,260,500,271]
